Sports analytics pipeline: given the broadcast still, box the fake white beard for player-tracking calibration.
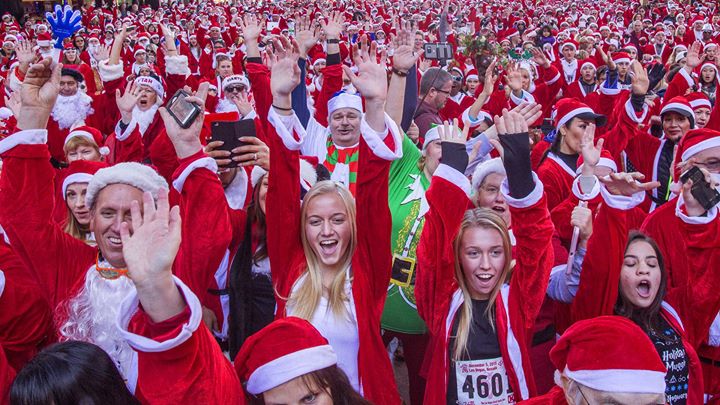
[59,267,136,381]
[215,97,239,114]
[131,104,159,135]
[51,92,94,130]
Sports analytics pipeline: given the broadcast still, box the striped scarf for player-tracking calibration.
[324,136,360,195]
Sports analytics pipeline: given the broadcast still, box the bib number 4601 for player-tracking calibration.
[461,373,508,399]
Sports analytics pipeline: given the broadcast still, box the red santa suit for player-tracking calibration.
[0,343,13,404]
[572,188,720,405]
[0,129,232,393]
[265,107,403,405]
[416,165,554,403]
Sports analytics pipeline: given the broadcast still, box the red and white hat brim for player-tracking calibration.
[564,366,666,394]
[246,345,337,395]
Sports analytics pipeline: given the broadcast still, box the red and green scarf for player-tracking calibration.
[324,137,360,195]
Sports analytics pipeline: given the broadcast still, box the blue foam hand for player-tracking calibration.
[46,4,83,49]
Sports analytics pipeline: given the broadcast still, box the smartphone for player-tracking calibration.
[166,90,202,129]
[680,166,720,211]
[423,42,453,61]
[210,119,257,168]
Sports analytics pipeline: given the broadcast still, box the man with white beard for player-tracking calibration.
[0,58,232,394]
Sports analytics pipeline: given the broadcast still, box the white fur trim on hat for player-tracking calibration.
[422,126,441,151]
[682,137,720,161]
[689,98,712,110]
[135,76,165,99]
[327,92,363,116]
[661,102,695,120]
[222,74,250,90]
[613,57,631,64]
[62,173,93,199]
[563,366,666,394]
[64,130,96,147]
[471,157,506,192]
[246,345,338,394]
[556,107,595,130]
[86,162,169,208]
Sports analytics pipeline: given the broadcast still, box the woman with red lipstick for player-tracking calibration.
[416,112,554,403]
[572,160,720,405]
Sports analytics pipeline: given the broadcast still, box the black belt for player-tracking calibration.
[700,356,720,367]
[208,288,230,296]
[532,324,556,347]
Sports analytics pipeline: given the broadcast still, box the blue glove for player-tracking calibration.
[46,5,83,49]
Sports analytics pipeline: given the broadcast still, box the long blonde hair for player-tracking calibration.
[452,208,515,360]
[288,181,358,321]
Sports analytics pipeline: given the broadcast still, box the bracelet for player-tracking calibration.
[326,38,339,44]
[272,104,293,111]
[392,67,408,77]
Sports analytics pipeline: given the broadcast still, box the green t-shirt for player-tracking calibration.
[381,135,430,334]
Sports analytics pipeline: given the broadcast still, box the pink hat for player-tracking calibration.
[234,317,337,395]
[550,316,667,394]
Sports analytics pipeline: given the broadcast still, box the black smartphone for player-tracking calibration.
[166,90,202,129]
[210,119,256,168]
[680,166,720,211]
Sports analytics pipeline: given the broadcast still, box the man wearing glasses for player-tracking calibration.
[413,67,453,146]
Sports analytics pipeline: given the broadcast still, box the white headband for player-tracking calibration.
[327,92,363,116]
[135,75,164,99]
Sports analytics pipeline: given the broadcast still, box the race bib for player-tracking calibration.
[455,357,515,405]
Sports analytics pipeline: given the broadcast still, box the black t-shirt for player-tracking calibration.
[447,299,513,404]
[648,316,688,405]
[554,151,579,173]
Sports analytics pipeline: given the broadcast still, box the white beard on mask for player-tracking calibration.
[59,267,137,385]
[51,92,95,130]
[215,97,240,114]
[130,104,159,135]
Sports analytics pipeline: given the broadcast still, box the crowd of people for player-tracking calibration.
[0,0,719,403]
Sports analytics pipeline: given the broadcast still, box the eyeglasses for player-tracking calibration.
[433,87,451,95]
[225,85,246,93]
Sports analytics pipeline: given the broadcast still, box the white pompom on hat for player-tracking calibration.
[85,162,169,208]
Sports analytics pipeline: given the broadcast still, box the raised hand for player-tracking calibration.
[294,13,320,58]
[269,36,301,98]
[438,118,469,144]
[481,58,498,96]
[93,43,111,62]
[115,81,142,124]
[571,205,593,242]
[46,4,83,48]
[232,136,270,170]
[630,60,649,96]
[15,40,37,67]
[489,108,529,162]
[17,58,62,130]
[239,14,263,43]
[320,10,345,39]
[120,189,184,322]
[159,82,210,159]
[391,20,422,72]
[579,123,603,173]
[599,172,660,196]
[510,102,543,127]
[504,64,523,92]
[685,41,705,70]
[529,47,550,68]
[342,36,388,101]
[231,91,254,117]
[4,92,21,121]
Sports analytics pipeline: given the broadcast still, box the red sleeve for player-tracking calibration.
[125,281,244,404]
[314,64,343,127]
[706,85,720,131]
[665,68,694,102]
[572,202,628,322]
[246,62,272,124]
[0,136,96,307]
[666,206,720,347]
[0,344,14,404]
[106,129,144,165]
[171,152,234,299]
[416,166,471,333]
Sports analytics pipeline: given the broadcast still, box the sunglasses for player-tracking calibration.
[225,85,246,93]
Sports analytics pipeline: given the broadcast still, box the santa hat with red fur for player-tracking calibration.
[64,126,110,156]
[550,316,667,394]
[61,160,109,199]
[234,317,338,395]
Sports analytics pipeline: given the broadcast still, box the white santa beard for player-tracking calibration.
[215,97,239,114]
[59,268,136,381]
[131,104,159,135]
[51,92,95,130]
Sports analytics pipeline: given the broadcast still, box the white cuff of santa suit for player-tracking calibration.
[224,167,249,210]
[115,120,137,142]
[624,98,649,124]
[268,107,306,151]
[360,112,403,161]
[172,157,218,193]
[0,129,47,154]
[573,175,601,201]
[117,275,202,352]
[675,193,719,225]
[510,90,535,106]
[433,163,472,198]
[599,184,645,210]
[501,172,545,208]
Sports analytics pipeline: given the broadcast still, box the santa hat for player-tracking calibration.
[62,42,76,51]
[579,59,597,71]
[64,126,108,156]
[465,68,479,82]
[86,162,169,208]
[678,128,720,162]
[134,75,165,100]
[2,34,17,47]
[660,96,695,128]
[251,157,318,192]
[561,39,578,51]
[576,149,617,174]
[611,51,631,64]
[61,160,109,199]
[699,61,718,77]
[554,98,607,130]
[234,317,338,395]
[221,74,251,91]
[36,32,52,47]
[550,316,667,394]
[133,45,147,56]
[471,158,506,192]
[327,91,363,117]
[686,92,712,111]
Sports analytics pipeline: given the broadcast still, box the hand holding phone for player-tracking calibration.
[680,166,720,212]
[167,90,202,129]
